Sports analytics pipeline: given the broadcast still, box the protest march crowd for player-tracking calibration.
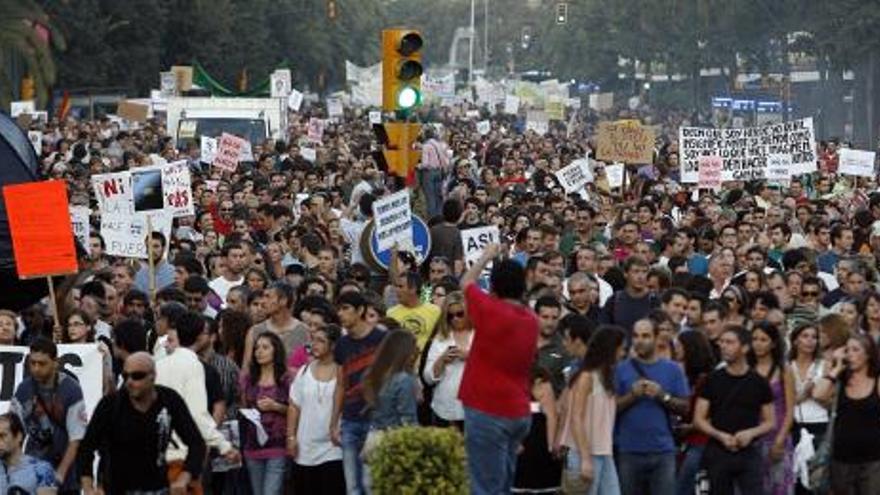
[1,89,880,495]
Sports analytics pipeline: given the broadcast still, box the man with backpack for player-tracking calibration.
[600,257,658,337]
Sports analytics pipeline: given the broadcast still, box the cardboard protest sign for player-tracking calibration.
[678,118,817,183]
[596,121,655,164]
[765,153,793,181]
[504,95,520,115]
[0,344,103,416]
[838,148,877,178]
[171,66,193,92]
[201,136,218,163]
[327,98,344,119]
[545,96,565,121]
[270,69,291,98]
[3,181,78,278]
[288,89,304,112]
[461,225,500,271]
[27,131,41,155]
[477,120,491,136]
[9,100,35,118]
[371,189,413,252]
[307,118,325,143]
[555,159,594,194]
[131,168,165,212]
[117,101,149,123]
[161,160,194,217]
[698,156,723,190]
[69,206,91,254]
[605,163,625,189]
[92,171,134,215]
[101,211,172,259]
[213,133,247,172]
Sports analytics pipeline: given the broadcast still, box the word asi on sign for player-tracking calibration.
[372,189,413,252]
[461,225,501,274]
[678,118,817,183]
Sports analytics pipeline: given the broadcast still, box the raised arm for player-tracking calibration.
[461,243,499,289]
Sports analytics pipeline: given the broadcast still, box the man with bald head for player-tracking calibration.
[77,353,207,495]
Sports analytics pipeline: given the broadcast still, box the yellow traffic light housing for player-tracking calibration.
[374,122,421,184]
[382,29,424,112]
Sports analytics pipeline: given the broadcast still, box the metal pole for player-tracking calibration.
[469,0,475,87]
[484,0,489,70]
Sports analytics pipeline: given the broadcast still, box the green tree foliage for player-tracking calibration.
[369,426,468,495]
[0,0,65,107]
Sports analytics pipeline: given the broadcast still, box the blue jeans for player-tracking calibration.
[417,168,444,219]
[567,453,620,495]
[244,457,286,495]
[617,451,676,495]
[464,407,531,495]
[341,419,371,495]
[676,444,705,495]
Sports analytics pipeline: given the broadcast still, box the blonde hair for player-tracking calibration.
[0,310,17,332]
[437,291,468,339]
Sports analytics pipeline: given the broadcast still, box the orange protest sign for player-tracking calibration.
[3,181,78,279]
[596,120,655,164]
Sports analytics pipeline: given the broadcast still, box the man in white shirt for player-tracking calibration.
[156,311,239,491]
[209,242,246,301]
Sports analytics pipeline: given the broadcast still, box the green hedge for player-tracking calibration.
[369,426,468,495]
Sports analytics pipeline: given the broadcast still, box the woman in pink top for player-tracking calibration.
[567,326,626,495]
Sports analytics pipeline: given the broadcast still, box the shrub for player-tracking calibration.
[369,426,468,495]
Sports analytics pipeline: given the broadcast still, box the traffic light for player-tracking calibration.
[556,3,568,25]
[374,122,421,185]
[382,29,424,112]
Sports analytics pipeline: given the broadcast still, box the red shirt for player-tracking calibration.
[458,283,538,418]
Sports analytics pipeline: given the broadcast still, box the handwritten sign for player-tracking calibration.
[596,121,655,164]
[201,136,217,164]
[504,95,520,115]
[69,206,91,254]
[461,225,500,272]
[698,156,723,190]
[555,159,594,194]
[9,100,35,118]
[288,89,304,112]
[92,171,133,215]
[526,111,549,135]
[102,211,172,259]
[369,111,382,125]
[838,148,877,178]
[213,133,247,172]
[327,98,344,118]
[161,161,194,217]
[371,189,412,252]
[3,181,78,278]
[605,163,625,189]
[765,153,793,181]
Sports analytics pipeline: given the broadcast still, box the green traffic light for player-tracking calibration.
[397,86,420,109]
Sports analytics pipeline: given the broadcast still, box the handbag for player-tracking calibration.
[808,380,841,492]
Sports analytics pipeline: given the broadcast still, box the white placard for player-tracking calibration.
[327,98,344,118]
[461,225,500,272]
[287,89,304,112]
[605,163,625,189]
[526,111,549,135]
[92,171,133,215]
[270,69,291,98]
[555,159,594,193]
[201,136,218,164]
[102,211,173,259]
[307,118,324,143]
[765,153,793,181]
[0,344,102,417]
[69,206,91,254]
[300,148,317,162]
[838,148,877,178]
[477,120,491,136]
[10,100,35,118]
[371,189,412,252]
[161,160,194,217]
[504,95,520,115]
[369,111,382,125]
[27,131,42,155]
[678,117,817,183]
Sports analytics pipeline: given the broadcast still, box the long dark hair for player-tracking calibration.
[362,330,417,406]
[843,333,880,380]
[678,330,716,385]
[788,323,820,362]
[574,325,625,392]
[749,321,785,379]
[248,331,287,387]
[219,309,251,366]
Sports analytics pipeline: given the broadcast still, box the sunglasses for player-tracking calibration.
[122,371,150,382]
[448,311,466,320]
[802,291,820,297]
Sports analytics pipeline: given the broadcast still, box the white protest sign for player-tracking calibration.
[526,111,549,135]
[92,171,133,215]
[240,140,254,162]
[369,111,382,125]
[605,163,625,189]
[327,98,344,118]
[213,133,247,172]
[300,147,317,162]
[477,120,491,136]
[161,160,194,217]
[102,211,172,259]
[270,69,292,98]
[698,156,723,190]
[69,206,91,254]
[765,153,793,181]
[461,225,501,271]
[0,344,103,416]
[838,148,877,178]
[27,131,42,155]
[160,72,177,98]
[465,110,480,120]
[201,136,218,163]
[10,100,35,118]
[287,89,304,112]
[504,95,520,115]
[307,118,325,143]
[555,159,594,194]
[371,189,412,252]
[678,117,817,183]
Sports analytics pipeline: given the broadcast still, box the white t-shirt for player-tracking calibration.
[290,363,343,466]
[209,276,244,302]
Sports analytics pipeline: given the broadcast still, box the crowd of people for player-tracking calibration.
[0,96,878,495]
